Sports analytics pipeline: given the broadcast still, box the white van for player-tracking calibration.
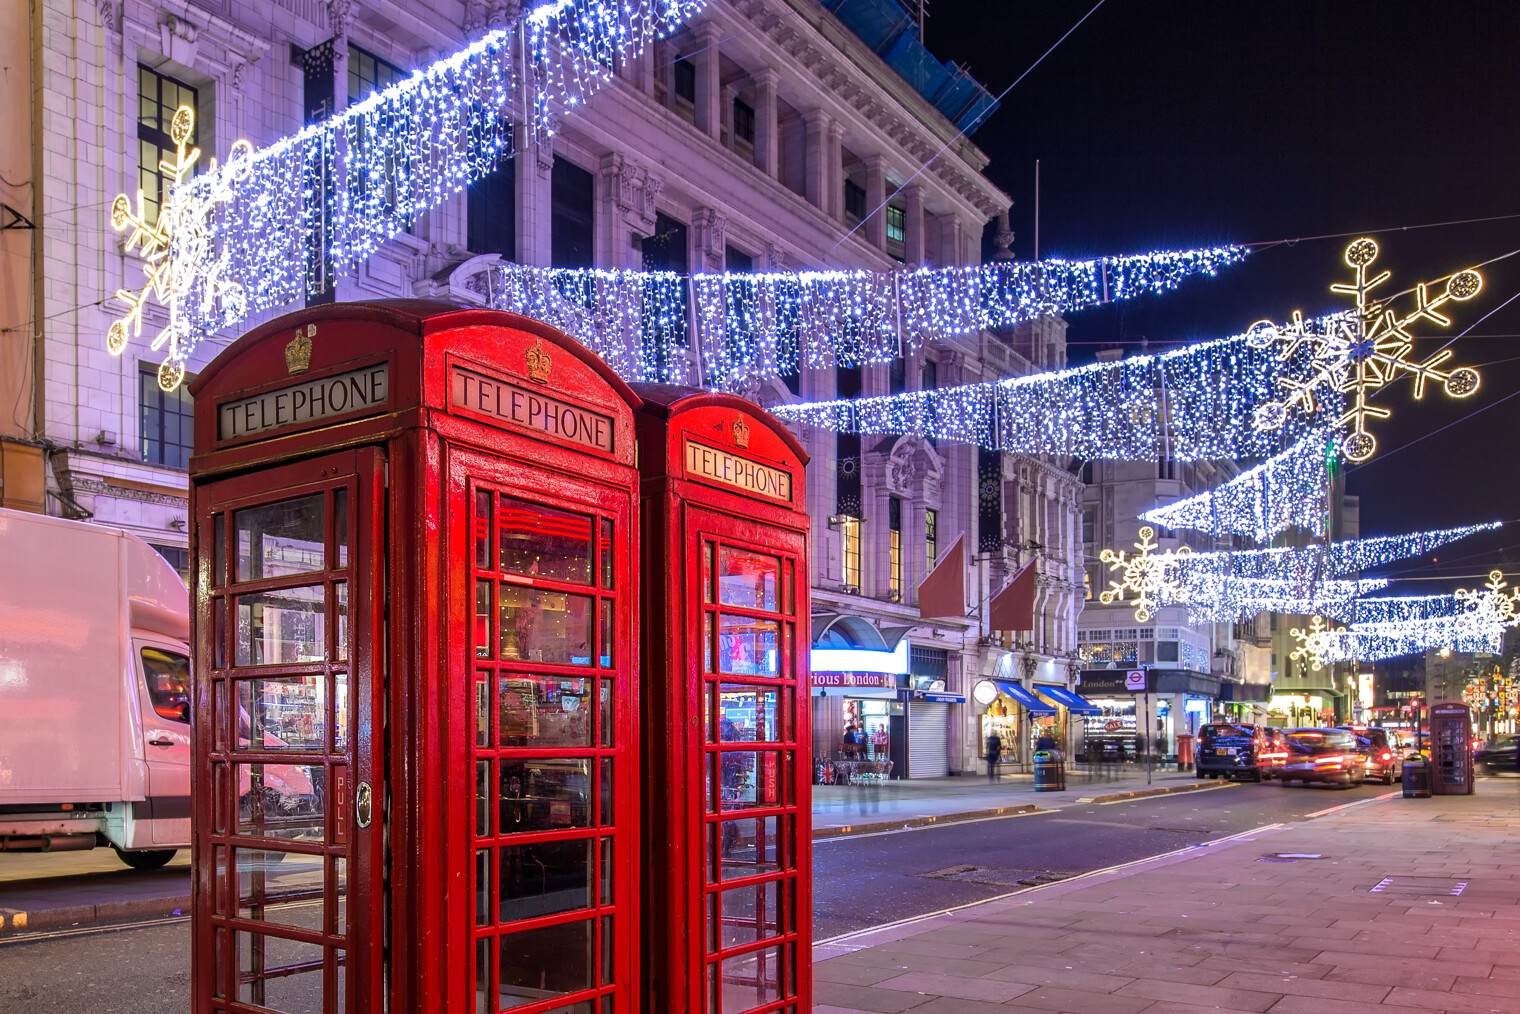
[0,507,191,868]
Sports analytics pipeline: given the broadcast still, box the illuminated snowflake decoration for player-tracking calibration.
[1249,237,1483,462]
[1098,525,1190,623]
[107,105,252,392]
[1454,570,1520,644]
[1289,615,1345,673]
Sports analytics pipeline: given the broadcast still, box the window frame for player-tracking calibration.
[139,362,196,470]
[136,64,199,226]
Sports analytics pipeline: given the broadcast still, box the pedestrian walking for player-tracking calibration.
[985,731,1003,781]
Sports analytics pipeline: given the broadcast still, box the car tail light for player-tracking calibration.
[1314,754,1344,768]
[1381,751,1391,760]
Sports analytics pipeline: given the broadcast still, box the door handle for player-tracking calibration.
[147,738,173,747]
[355,781,373,829]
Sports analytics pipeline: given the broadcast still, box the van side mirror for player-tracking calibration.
[179,702,192,724]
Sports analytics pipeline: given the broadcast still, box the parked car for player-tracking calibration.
[1476,735,1520,773]
[1340,726,1400,784]
[1196,723,1269,781]
[1258,727,1290,780]
[1280,728,1367,787]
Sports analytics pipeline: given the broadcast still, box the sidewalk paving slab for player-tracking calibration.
[812,779,1520,1013]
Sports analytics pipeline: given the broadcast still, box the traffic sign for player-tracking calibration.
[1125,669,1147,691]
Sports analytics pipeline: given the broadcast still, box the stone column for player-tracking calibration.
[752,68,779,178]
[516,144,554,266]
[693,23,721,140]
[903,183,925,265]
[863,155,887,249]
[802,109,831,213]
[827,121,845,221]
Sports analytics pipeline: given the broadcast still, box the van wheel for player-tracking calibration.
[1383,766,1395,785]
[112,845,177,871]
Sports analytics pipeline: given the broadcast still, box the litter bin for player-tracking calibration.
[1402,753,1432,798]
[1033,749,1066,791]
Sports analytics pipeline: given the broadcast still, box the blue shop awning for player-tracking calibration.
[995,681,1057,716]
[1035,685,1103,716]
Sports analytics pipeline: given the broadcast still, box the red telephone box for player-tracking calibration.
[187,301,642,1013]
[1429,701,1475,795]
[634,386,812,1014]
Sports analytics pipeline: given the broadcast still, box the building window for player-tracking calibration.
[674,58,696,103]
[732,99,755,144]
[840,516,861,592]
[641,212,690,372]
[925,508,938,571]
[889,356,906,395]
[467,155,516,258]
[150,544,191,583]
[552,157,596,268]
[137,65,198,225]
[844,180,866,220]
[724,246,753,273]
[140,363,194,469]
[886,205,906,244]
[1082,508,1095,548]
[888,497,903,602]
[1084,569,1093,601]
[348,45,404,103]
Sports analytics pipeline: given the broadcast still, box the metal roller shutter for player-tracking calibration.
[907,701,949,779]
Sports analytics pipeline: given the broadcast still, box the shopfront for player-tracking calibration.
[810,671,903,782]
[971,679,1054,770]
[1078,669,1223,762]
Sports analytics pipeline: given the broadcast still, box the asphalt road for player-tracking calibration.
[0,778,1399,1012]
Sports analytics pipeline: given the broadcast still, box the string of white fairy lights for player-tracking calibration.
[1138,430,1336,541]
[111,0,708,387]
[478,247,1250,386]
[771,323,1334,461]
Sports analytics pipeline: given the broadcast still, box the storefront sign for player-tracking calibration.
[810,671,898,690]
[219,363,389,440]
[684,440,792,502]
[1078,669,1150,694]
[451,366,614,453]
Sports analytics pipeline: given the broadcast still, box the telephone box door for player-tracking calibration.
[193,447,385,1013]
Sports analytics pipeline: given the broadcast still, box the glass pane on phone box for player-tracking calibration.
[498,676,591,747]
[720,945,782,1013]
[499,839,593,922]
[716,685,779,742]
[717,616,779,676]
[236,849,324,934]
[497,919,593,1007]
[236,586,328,666]
[235,494,325,582]
[717,751,759,810]
[499,759,592,833]
[499,586,594,666]
[235,931,325,1013]
[498,497,593,584]
[715,816,780,881]
[717,547,779,611]
[236,676,325,751]
[237,763,325,841]
[718,880,780,949]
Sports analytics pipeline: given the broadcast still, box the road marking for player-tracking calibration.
[1094,782,1241,804]
[811,805,1055,842]
[1303,791,1400,819]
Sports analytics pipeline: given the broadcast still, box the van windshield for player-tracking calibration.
[142,646,191,723]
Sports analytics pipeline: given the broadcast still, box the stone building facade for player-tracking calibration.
[1,0,1088,777]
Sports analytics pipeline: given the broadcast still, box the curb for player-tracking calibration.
[1076,780,1235,804]
[0,894,191,938]
[811,803,1041,840]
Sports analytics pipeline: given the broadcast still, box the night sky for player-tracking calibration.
[930,0,1520,590]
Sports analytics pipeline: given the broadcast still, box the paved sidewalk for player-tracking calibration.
[813,779,1520,1013]
[812,767,1224,834]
